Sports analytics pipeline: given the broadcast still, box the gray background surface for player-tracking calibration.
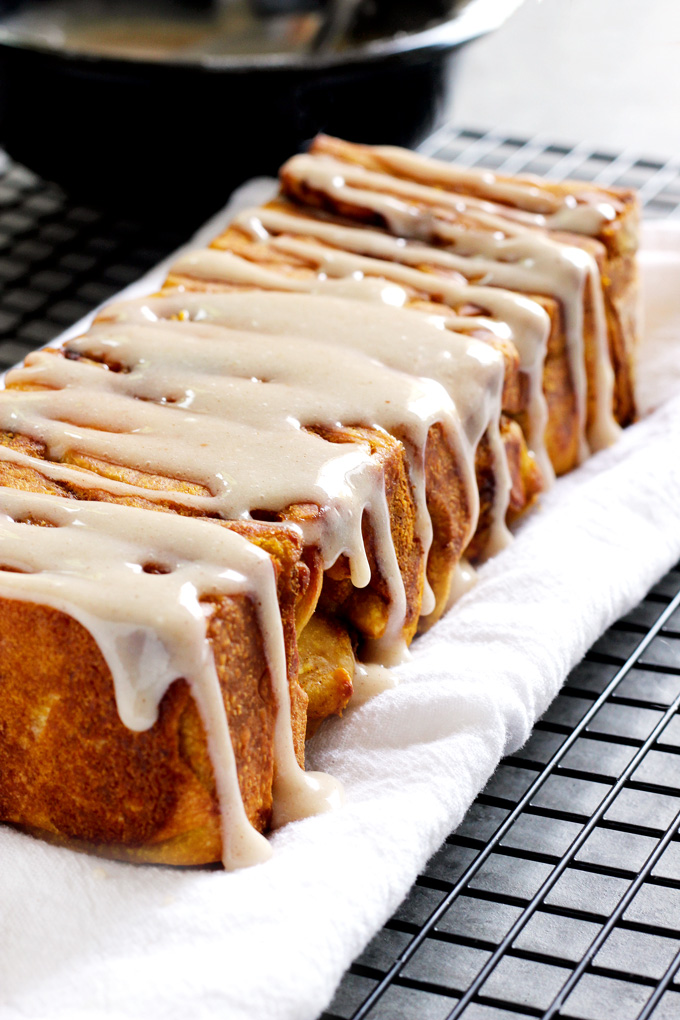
[453,0,680,157]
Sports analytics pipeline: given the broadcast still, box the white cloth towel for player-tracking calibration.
[1,219,679,1020]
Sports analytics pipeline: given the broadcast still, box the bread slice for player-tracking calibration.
[0,490,309,866]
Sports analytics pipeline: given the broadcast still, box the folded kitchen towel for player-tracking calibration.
[0,218,679,1020]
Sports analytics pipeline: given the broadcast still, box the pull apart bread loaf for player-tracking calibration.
[0,138,639,868]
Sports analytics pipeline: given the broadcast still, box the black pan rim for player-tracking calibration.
[0,0,521,73]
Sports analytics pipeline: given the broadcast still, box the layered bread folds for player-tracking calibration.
[278,135,639,470]
[0,138,640,867]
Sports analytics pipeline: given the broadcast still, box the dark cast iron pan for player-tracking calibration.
[0,0,523,217]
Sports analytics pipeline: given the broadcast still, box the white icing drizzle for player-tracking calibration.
[11,314,473,632]
[0,384,382,593]
[430,221,619,457]
[99,289,510,555]
[160,258,517,552]
[350,661,396,707]
[443,558,478,612]
[0,439,410,662]
[369,145,564,215]
[0,486,339,869]
[280,155,620,458]
[165,245,529,551]
[359,144,621,233]
[176,228,551,419]
[582,256,621,451]
[0,438,238,512]
[290,149,619,237]
[230,204,554,479]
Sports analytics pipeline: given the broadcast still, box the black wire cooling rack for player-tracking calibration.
[320,129,680,1020]
[0,160,191,374]
[0,125,678,1020]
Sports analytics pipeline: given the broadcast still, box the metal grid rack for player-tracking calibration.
[321,129,680,1020]
[0,159,191,374]
[0,128,678,1020]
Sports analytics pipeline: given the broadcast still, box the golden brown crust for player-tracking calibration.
[0,588,296,866]
[422,421,475,618]
[603,252,639,427]
[525,293,582,477]
[298,613,354,737]
[550,229,637,435]
[463,416,543,565]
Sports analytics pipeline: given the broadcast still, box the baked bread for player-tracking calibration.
[0,138,640,868]
[278,135,639,471]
